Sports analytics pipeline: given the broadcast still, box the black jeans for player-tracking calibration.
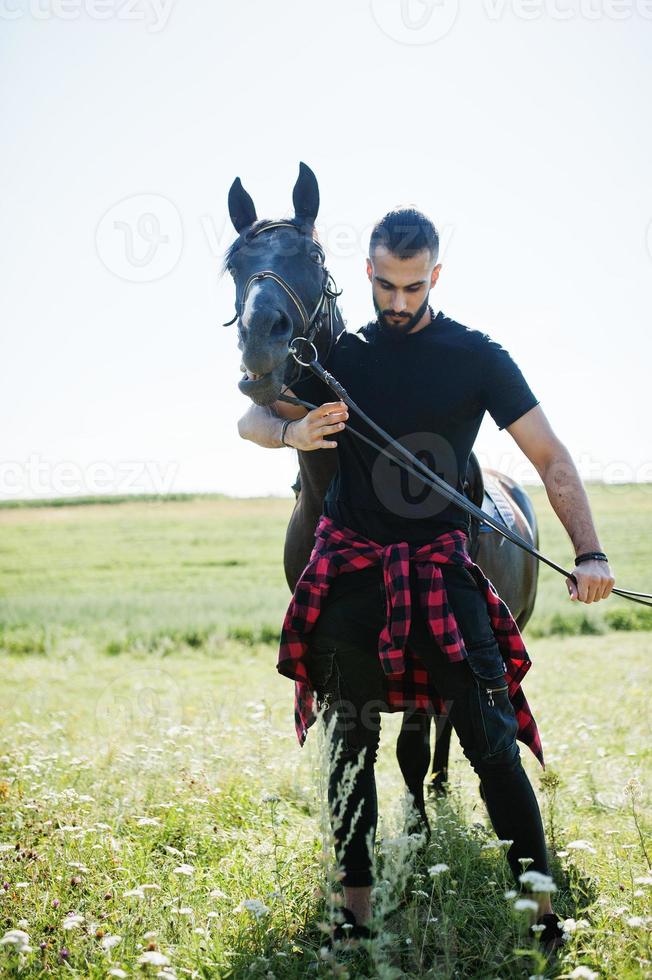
[305,563,549,888]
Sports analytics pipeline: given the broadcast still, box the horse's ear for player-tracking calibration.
[228,177,257,233]
[292,162,319,226]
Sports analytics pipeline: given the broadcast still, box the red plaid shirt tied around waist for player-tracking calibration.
[278,515,544,768]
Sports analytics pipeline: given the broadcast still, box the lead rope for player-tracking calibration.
[281,341,652,608]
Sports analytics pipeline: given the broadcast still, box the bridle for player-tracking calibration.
[223,222,342,385]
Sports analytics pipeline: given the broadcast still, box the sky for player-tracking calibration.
[1,0,651,500]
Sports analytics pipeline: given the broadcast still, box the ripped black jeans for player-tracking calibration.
[305,563,549,888]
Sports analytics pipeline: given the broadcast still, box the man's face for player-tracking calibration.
[366,246,442,335]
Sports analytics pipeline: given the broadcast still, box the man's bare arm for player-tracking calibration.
[237,392,348,451]
[505,405,615,604]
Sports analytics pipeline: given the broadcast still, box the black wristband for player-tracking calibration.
[280,419,295,447]
[574,551,608,565]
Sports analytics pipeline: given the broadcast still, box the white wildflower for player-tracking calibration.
[62,913,85,930]
[428,863,449,877]
[634,875,652,886]
[261,793,280,803]
[101,934,122,949]
[625,916,648,928]
[136,817,161,827]
[209,887,227,899]
[481,838,513,850]
[569,968,599,980]
[0,929,32,953]
[172,863,194,877]
[138,950,171,967]
[163,845,183,856]
[504,889,517,899]
[514,898,539,913]
[108,970,128,979]
[519,870,557,893]
[238,898,269,920]
[123,887,146,899]
[530,924,546,933]
[566,840,596,854]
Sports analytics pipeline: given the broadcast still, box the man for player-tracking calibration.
[238,208,614,947]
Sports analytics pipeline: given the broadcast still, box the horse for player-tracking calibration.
[225,162,539,824]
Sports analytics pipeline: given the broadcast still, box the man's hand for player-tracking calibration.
[285,401,348,451]
[567,560,615,603]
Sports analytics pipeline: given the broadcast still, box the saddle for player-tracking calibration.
[465,454,516,559]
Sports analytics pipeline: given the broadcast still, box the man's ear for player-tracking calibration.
[366,257,373,282]
[431,263,442,287]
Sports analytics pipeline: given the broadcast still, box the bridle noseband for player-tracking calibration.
[223,222,342,377]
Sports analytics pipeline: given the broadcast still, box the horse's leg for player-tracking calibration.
[396,711,432,833]
[429,715,452,796]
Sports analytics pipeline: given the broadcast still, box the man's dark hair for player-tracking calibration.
[369,207,439,262]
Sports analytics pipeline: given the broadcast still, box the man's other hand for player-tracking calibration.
[566,560,615,603]
[285,401,348,451]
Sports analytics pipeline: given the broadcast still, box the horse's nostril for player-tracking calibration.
[270,311,292,339]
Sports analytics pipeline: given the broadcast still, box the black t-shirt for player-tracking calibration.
[290,310,539,546]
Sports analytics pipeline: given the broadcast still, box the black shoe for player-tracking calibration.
[530,912,565,954]
[328,907,373,946]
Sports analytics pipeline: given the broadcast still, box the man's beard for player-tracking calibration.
[374,293,431,339]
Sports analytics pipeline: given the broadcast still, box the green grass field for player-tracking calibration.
[0,486,650,978]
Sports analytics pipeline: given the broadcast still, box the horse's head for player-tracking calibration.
[224,162,337,406]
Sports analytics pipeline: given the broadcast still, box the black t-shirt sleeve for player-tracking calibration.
[479,335,540,430]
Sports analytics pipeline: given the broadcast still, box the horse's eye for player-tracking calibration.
[311,249,324,265]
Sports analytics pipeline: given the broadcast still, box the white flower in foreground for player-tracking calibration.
[566,840,597,854]
[136,817,161,827]
[108,970,127,978]
[428,864,449,877]
[519,870,558,893]
[62,913,84,930]
[481,839,513,850]
[634,875,652,886]
[569,968,599,980]
[163,845,183,856]
[625,916,649,928]
[530,923,546,933]
[138,949,171,967]
[261,792,280,803]
[123,887,146,899]
[101,934,122,949]
[209,887,228,899]
[0,929,32,953]
[172,863,194,877]
[238,898,269,920]
[504,889,517,899]
[514,898,539,913]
